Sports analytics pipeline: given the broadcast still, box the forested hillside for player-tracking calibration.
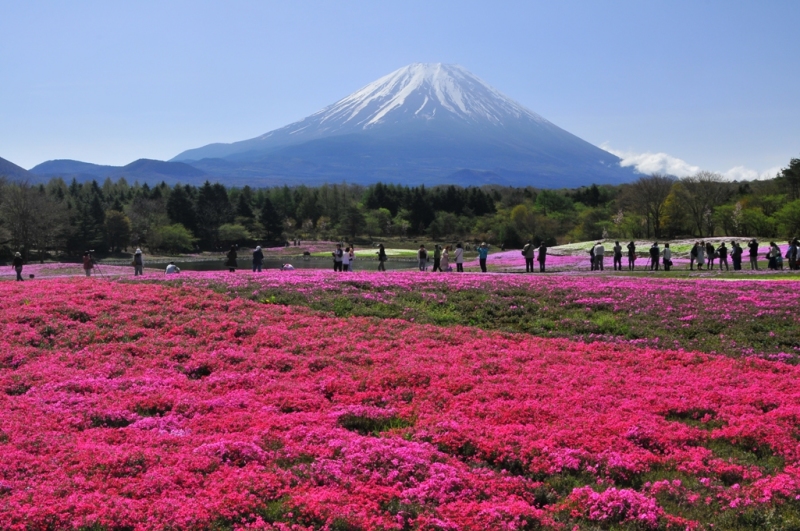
[1,158,798,260]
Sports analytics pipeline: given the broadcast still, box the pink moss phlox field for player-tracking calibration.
[153,269,800,358]
[3,279,800,529]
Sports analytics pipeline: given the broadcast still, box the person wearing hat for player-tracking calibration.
[133,248,144,276]
[252,245,264,272]
[12,252,24,281]
[478,242,489,272]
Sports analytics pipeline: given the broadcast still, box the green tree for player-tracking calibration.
[104,210,132,252]
[773,200,800,237]
[166,184,197,233]
[149,224,196,253]
[218,223,251,246]
[196,182,232,247]
[259,196,283,241]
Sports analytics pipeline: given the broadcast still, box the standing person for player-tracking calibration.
[689,243,698,270]
[696,241,705,271]
[478,242,489,272]
[522,240,535,273]
[649,242,660,271]
[626,241,636,270]
[537,242,547,272]
[83,251,94,277]
[748,239,759,270]
[440,245,450,272]
[454,243,464,272]
[12,252,24,281]
[133,248,144,276]
[613,241,623,271]
[252,246,264,272]
[432,245,442,272]
[773,242,784,270]
[593,241,605,271]
[348,245,356,271]
[717,242,729,271]
[377,244,387,272]
[342,246,351,272]
[788,239,799,271]
[767,242,778,270]
[731,241,743,271]
[588,245,596,271]
[418,245,428,271]
[332,244,343,272]
[663,243,672,271]
[225,245,238,273]
[706,242,716,270]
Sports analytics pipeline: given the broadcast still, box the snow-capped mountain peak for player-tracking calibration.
[169,63,634,190]
[311,63,547,129]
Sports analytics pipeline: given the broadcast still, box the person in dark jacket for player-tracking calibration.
[649,242,660,271]
[613,241,623,271]
[12,252,24,281]
[252,246,264,272]
[537,243,547,272]
[626,241,636,271]
[748,239,759,270]
[432,245,442,272]
[226,245,238,273]
[716,242,729,271]
[377,243,387,272]
[706,242,716,270]
[731,241,743,270]
[788,239,799,271]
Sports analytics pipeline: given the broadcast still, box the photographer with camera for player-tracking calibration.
[83,251,94,277]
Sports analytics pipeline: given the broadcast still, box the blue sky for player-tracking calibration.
[1,0,798,179]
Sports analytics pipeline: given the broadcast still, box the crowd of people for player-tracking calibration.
[8,237,798,279]
[585,238,800,272]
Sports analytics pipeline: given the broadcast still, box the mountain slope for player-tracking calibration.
[29,159,208,185]
[0,156,37,182]
[172,63,635,187]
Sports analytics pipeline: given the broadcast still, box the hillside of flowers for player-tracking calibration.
[156,270,800,361]
[3,276,800,530]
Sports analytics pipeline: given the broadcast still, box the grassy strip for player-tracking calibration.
[157,276,800,361]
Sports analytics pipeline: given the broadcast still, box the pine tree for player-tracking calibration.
[259,196,283,241]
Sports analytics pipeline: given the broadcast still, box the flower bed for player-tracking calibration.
[2,278,800,529]
[148,270,800,361]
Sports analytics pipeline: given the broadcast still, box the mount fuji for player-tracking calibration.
[173,63,636,187]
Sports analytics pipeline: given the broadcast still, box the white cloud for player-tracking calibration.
[601,143,782,181]
[722,165,782,181]
[601,143,700,177]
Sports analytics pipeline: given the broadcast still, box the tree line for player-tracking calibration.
[1,157,798,259]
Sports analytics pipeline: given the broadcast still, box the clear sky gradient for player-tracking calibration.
[1,0,798,179]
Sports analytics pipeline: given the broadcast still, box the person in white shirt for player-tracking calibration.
[662,243,672,271]
[454,243,464,272]
[165,262,180,274]
[593,242,605,271]
[342,246,352,272]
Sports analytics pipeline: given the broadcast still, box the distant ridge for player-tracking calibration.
[0,156,36,182]
[29,158,208,185]
[172,63,637,188]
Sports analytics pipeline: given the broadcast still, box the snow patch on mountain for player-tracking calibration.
[313,63,548,129]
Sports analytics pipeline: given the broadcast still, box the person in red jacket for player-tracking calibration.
[82,252,94,277]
